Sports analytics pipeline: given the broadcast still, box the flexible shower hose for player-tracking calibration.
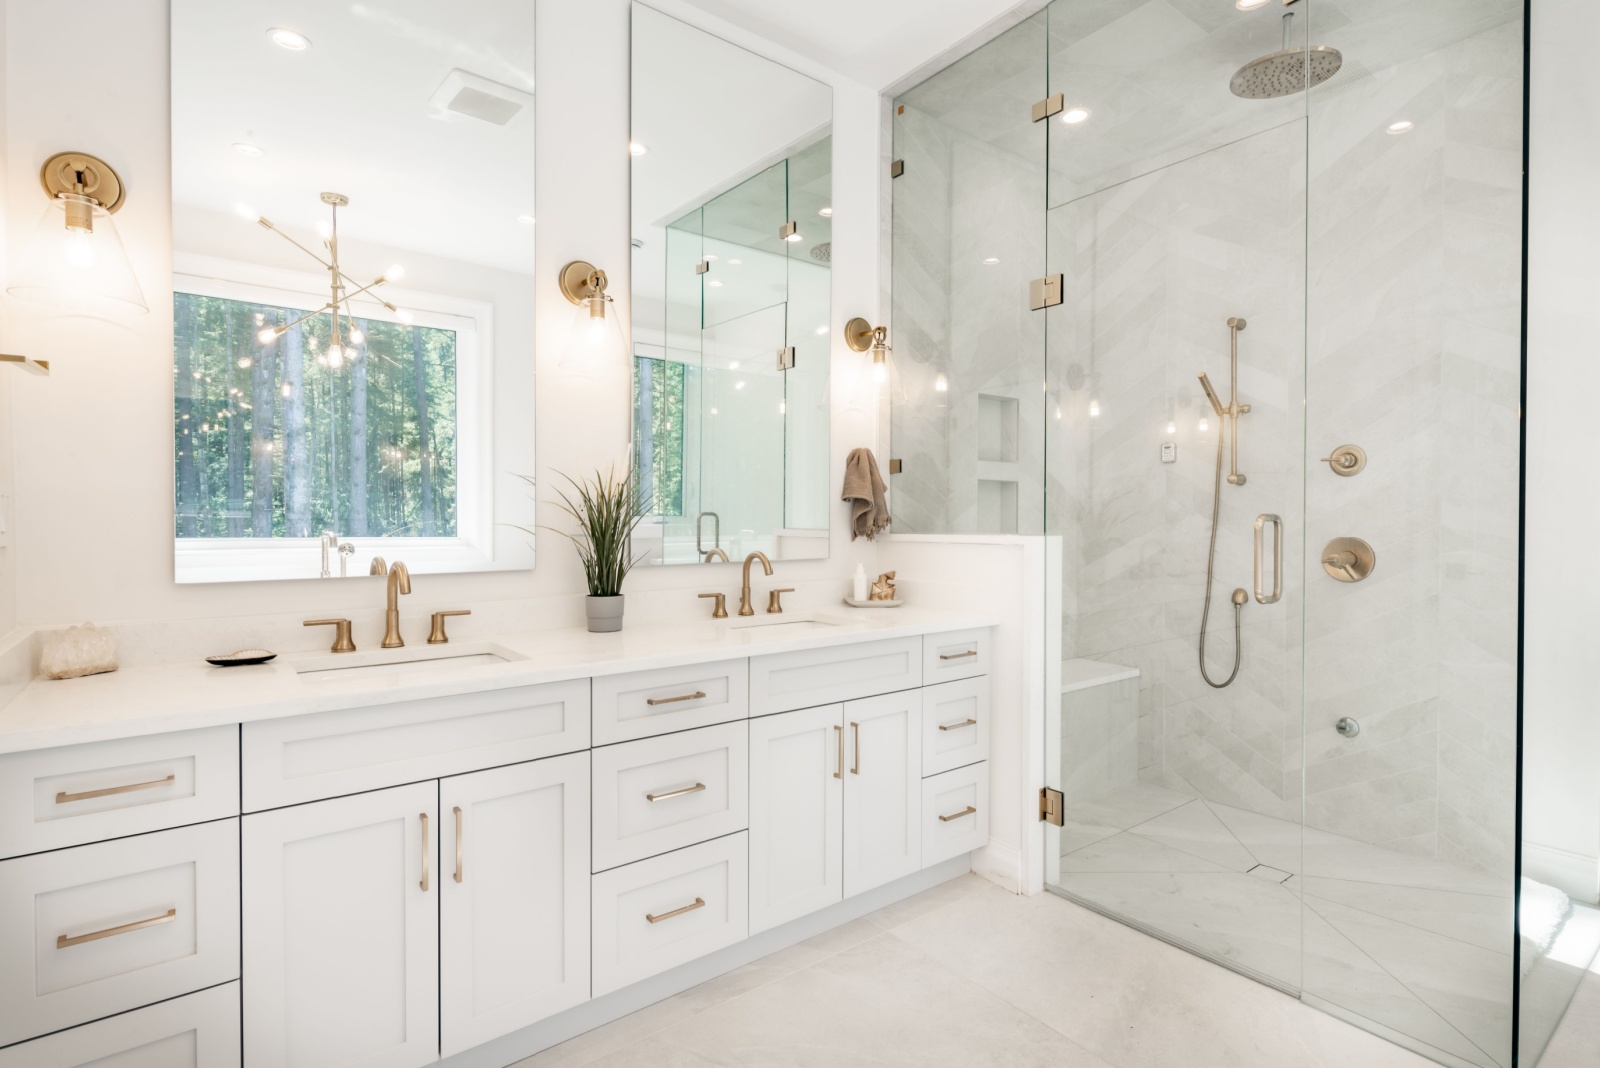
[1198,422,1243,688]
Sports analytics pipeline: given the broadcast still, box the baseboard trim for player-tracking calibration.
[1526,842,1600,905]
[438,855,974,1068]
[972,838,1022,894]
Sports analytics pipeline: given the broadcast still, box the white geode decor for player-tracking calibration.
[40,623,119,680]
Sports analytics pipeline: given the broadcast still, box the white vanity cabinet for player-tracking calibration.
[242,781,440,1068]
[748,704,845,933]
[841,690,923,896]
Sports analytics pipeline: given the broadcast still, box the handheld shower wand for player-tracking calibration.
[1197,317,1251,689]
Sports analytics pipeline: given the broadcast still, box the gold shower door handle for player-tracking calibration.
[1254,514,1282,605]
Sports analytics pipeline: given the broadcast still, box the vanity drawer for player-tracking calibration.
[241,679,590,810]
[0,980,240,1067]
[923,628,990,685]
[749,637,922,716]
[592,660,748,745]
[921,763,989,868]
[921,677,990,777]
[591,832,748,996]
[0,820,241,1047]
[591,721,748,872]
[0,727,239,860]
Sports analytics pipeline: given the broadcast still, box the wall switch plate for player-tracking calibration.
[1160,442,1176,464]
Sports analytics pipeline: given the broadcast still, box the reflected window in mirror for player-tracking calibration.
[170,0,535,583]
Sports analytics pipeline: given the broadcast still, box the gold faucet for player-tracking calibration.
[382,561,412,648]
[739,551,772,616]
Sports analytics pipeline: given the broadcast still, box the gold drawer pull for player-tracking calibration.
[938,805,978,823]
[453,806,464,884]
[646,897,706,924]
[833,725,843,779]
[938,649,978,661]
[420,812,431,892]
[646,782,707,803]
[938,718,979,732]
[57,908,176,949]
[56,774,176,804]
[647,691,708,707]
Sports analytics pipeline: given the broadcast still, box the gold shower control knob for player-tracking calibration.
[1319,444,1366,476]
[1322,537,1376,583]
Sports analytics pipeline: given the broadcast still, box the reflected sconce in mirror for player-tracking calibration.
[558,259,625,370]
[845,316,895,389]
[7,152,148,319]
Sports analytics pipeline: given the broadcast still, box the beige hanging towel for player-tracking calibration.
[842,447,892,541]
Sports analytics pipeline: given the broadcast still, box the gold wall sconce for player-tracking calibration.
[844,317,891,387]
[7,152,147,319]
[559,260,624,369]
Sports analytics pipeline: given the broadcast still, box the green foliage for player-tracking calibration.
[173,291,458,539]
[632,355,685,516]
[544,468,647,597]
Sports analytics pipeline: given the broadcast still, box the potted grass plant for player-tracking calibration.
[547,467,647,633]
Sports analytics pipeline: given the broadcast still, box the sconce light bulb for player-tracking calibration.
[934,373,949,393]
[396,309,414,324]
[872,360,888,385]
[1088,398,1101,419]
[349,327,365,345]
[61,231,97,270]
[256,327,277,344]
[327,347,344,369]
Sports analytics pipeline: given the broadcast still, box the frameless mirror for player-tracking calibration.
[630,4,832,566]
[170,1,536,582]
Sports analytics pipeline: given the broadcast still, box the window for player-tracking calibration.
[174,291,459,540]
[633,354,685,517]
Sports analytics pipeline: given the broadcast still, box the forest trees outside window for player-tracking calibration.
[174,290,459,540]
[633,354,685,517]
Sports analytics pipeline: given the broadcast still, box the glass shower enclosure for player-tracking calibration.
[890,2,1595,1065]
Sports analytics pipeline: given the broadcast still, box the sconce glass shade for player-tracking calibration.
[557,293,627,373]
[7,194,148,318]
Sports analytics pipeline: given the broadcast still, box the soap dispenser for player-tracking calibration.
[852,563,869,602]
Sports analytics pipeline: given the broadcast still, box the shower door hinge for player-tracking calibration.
[776,347,796,371]
[696,260,710,275]
[778,220,799,242]
[890,159,905,178]
[1031,93,1064,123]
[1029,275,1064,311]
[1039,787,1064,826]
[888,458,902,474]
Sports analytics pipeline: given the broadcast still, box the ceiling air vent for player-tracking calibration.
[428,69,535,126]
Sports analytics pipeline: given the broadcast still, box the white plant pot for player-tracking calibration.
[586,595,625,633]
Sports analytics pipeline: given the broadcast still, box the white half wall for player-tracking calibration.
[0,0,884,636]
[1524,0,1600,904]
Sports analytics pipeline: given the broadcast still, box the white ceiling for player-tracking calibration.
[171,0,536,277]
[677,0,1032,89]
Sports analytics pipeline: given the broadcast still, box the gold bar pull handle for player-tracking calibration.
[57,908,177,949]
[850,722,861,775]
[938,805,978,823]
[1254,514,1283,605]
[419,812,431,892]
[937,718,979,732]
[452,806,463,884]
[646,897,706,924]
[56,774,176,804]
[938,649,978,661]
[646,782,707,803]
[646,691,708,707]
[833,724,843,779]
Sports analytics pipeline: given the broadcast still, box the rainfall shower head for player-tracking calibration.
[1230,8,1343,100]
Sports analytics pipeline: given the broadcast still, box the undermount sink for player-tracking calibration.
[293,646,524,682]
[725,614,849,640]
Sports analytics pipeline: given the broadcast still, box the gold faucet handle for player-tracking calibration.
[304,618,356,653]
[767,588,795,614]
[428,610,471,645]
[698,592,728,619]
[369,556,388,576]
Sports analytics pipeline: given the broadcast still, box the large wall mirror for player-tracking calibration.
[170,1,536,583]
[630,5,832,566]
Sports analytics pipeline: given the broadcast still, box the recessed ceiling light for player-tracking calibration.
[1386,120,1415,135]
[783,232,804,243]
[1060,107,1091,125]
[734,381,746,390]
[707,280,723,288]
[818,206,833,218]
[727,258,743,265]
[982,256,1000,265]
[516,214,535,225]
[729,361,740,370]
[815,325,828,335]
[704,254,718,262]
[232,142,263,157]
[628,141,648,156]
[268,27,310,51]
[1236,0,1271,9]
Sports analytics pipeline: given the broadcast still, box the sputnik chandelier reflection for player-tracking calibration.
[236,192,408,367]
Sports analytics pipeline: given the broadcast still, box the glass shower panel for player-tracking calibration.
[650,212,707,562]
[889,11,1049,537]
[700,303,787,560]
[1042,0,1309,991]
[1302,4,1524,1065]
[783,136,833,536]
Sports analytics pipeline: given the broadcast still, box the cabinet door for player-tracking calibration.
[242,782,438,1068]
[843,691,922,897]
[439,754,590,1057]
[748,704,843,934]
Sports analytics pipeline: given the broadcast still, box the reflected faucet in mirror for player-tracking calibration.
[702,548,729,563]
[383,561,412,648]
[739,551,773,617]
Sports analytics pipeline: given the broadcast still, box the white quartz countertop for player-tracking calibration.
[0,606,994,754]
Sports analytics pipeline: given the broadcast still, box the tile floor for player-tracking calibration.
[516,874,1449,1068]
[1054,782,1532,1068]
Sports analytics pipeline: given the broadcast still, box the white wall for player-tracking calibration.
[0,0,13,640]
[1,0,883,636]
[1525,0,1600,903]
